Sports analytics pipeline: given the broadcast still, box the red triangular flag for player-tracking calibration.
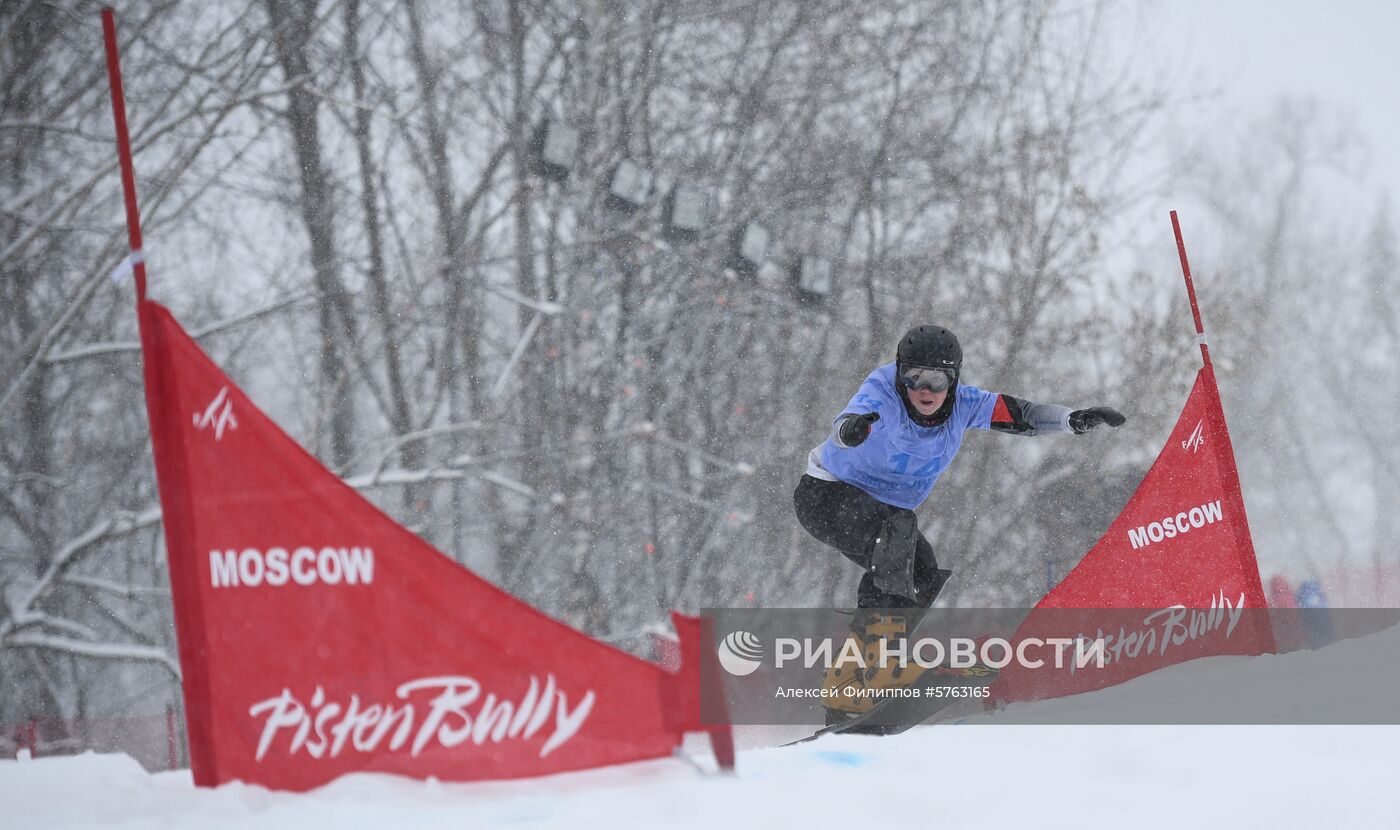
[997,365,1274,702]
[139,300,724,790]
[1044,365,1268,609]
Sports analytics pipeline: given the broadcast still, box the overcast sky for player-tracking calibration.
[1130,0,1398,204]
[1098,0,1397,302]
[1159,0,1396,184]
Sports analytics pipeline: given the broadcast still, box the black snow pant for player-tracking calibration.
[793,474,949,609]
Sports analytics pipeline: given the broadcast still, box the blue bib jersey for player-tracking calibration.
[806,364,1001,509]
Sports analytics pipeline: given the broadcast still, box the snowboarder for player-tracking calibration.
[793,324,1125,724]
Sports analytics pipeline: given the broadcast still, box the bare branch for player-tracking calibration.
[0,507,161,640]
[61,574,171,598]
[44,291,314,366]
[5,631,180,680]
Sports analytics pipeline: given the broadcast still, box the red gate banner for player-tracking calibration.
[996,363,1275,703]
[139,300,728,790]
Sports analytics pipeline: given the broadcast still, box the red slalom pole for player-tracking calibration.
[1169,210,1210,368]
[101,7,147,303]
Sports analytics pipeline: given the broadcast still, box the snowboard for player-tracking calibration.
[782,664,1000,746]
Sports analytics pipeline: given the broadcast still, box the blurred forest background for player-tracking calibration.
[2,0,1396,763]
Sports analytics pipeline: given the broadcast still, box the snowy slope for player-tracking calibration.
[7,626,1400,830]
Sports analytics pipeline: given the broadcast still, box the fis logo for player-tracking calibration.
[717,630,764,676]
[1181,420,1205,454]
[194,387,238,440]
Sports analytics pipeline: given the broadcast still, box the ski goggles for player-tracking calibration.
[900,365,955,393]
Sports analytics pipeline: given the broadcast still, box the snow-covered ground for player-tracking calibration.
[8,626,1400,829]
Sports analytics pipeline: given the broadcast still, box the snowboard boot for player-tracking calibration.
[820,609,930,727]
[870,512,920,601]
[820,630,874,722]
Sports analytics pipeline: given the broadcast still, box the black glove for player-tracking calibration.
[1069,406,1126,434]
[837,412,880,447]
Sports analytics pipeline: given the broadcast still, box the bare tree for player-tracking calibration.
[260,0,360,469]
[1,0,1183,759]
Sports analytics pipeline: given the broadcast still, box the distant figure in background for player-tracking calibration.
[793,324,1125,726]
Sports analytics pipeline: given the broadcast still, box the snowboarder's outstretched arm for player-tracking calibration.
[988,394,1125,436]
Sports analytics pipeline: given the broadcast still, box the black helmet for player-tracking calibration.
[896,325,961,378]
